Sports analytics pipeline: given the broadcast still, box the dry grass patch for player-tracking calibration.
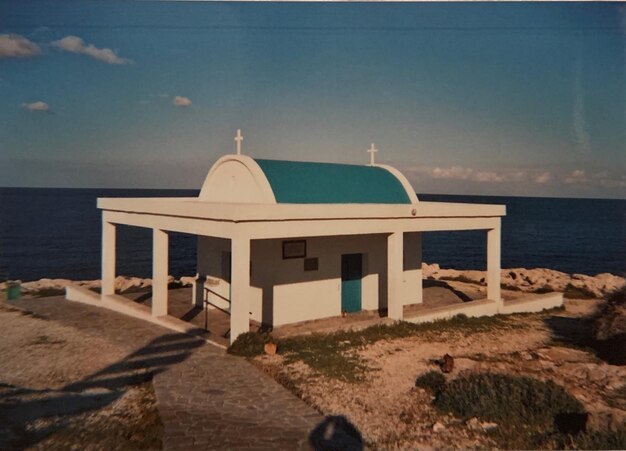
[274,314,520,382]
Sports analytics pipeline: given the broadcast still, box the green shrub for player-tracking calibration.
[277,333,368,382]
[590,285,626,365]
[569,426,626,450]
[415,371,446,394]
[227,332,271,357]
[434,373,584,426]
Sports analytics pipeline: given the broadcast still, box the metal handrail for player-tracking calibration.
[203,287,231,331]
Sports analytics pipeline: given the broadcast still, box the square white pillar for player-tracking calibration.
[152,228,169,317]
[102,219,116,297]
[415,232,423,305]
[230,237,250,344]
[192,236,207,307]
[404,232,423,305]
[387,231,404,320]
[487,222,502,307]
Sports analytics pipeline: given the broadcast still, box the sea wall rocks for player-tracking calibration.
[0,275,193,296]
[1,266,624,300]
[422,263,625,299]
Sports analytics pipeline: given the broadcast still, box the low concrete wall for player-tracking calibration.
[405,299,499,324]
[65,284,101,306]
[405,292,564,326]
[65,285,226,350]
[499,292,564,315]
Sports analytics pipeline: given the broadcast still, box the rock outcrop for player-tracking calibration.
[1,265,624,300]
[0,275,195,296]
[422,263,625,299]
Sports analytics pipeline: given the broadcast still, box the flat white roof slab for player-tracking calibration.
[98,198,505,222]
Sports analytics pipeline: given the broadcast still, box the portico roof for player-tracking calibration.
[97,197,505,222]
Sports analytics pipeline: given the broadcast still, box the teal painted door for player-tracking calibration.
[341,254,362,313]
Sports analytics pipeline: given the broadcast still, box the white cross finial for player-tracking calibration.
[367,142,378,166]
[235,129,243,155]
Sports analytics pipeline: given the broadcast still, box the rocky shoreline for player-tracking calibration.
[2,265,624,300]
[423,264,625,299]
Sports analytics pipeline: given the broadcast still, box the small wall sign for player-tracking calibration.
[304,257,319,271]
[283,240,306,259]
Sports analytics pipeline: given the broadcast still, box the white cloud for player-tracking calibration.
[406,165,557,185]
[533,172,552,184]
[430,166,473,180]
[173,96,192,107]
[51,36,131,64]
[21,101,50,112]
[429,166,511,183]
[473,171,506,183]
[0,34,41,58]
[564,169,588,184]
[563,170,626,188]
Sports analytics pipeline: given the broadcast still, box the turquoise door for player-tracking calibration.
[341,254,362,313]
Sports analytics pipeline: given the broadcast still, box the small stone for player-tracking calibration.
[440,354,454,373]
[432,421,446,432]
[466,417,482,431]
[264,342,277,355]
[480,421,498,432]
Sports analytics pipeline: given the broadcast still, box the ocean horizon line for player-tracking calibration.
[1,186,625,202]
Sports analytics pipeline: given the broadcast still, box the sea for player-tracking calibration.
[0,188,624,282]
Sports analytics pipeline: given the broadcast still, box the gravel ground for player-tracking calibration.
[254,298,626,450]
[0,303,163,450]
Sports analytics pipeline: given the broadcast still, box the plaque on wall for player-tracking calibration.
[282,240,306,259]
[304,257,319,271]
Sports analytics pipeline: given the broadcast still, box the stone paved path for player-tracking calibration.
[9,297,322,450]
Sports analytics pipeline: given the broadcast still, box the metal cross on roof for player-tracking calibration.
[235,129,243,155]
[367,142,378,166]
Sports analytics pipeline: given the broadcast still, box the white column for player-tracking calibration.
[487,222,502,307]
[152,228,169,317]
[387,232,404,320]
[230,237,250,344]
[416,232,423,305]
[102,219,116,297]
[192,236,206,307]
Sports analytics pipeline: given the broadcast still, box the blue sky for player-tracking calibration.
[1,1,625,198]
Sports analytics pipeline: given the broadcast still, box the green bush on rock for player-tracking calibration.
[434,373,584,426]
[414,371,447,394]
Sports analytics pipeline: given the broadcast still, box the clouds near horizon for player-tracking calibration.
[21,101,50,112]
[51,36,131,64]
[0,34,41,58]
[172,95,192,107]
[405,165,625,191]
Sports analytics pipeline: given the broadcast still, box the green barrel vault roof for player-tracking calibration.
[254,159,412,204]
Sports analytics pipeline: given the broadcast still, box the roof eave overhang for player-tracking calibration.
[97,197,506,223]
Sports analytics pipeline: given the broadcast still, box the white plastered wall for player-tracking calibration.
[198,155,276,204]
[194,232,424,326]
[194,236,233,312]
[250,234,388,326]
[402,232,423,306]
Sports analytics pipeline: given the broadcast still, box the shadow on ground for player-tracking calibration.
[544,312,626,366]
[309,415,364,451]
[423,279,474,302]
[0,332,205,449]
